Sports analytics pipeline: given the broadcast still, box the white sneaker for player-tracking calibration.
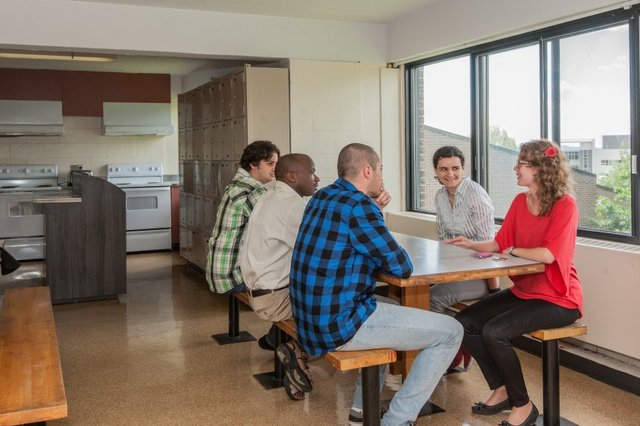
[384,372,402,391]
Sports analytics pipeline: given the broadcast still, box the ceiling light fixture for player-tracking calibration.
[0,50,116,63]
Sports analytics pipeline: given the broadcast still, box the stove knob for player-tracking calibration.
[24,168,31,174]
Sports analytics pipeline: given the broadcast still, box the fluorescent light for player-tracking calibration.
[0,50,116,62]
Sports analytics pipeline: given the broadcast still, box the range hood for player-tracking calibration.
[0,100,64,136]
[102,102,174,136]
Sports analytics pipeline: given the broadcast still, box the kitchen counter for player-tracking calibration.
[42,175,126,304]
[32,190,81,204]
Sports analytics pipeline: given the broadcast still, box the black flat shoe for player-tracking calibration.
[499,402,539,426]
[258,335,274,351]
[472,399,512,415]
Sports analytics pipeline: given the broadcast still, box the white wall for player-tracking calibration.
[0,0,386,64]
[387,0,625,62]
[288,60,384,182]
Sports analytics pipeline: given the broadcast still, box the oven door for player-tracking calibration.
[0,193,44,238]
[122,186,171,231]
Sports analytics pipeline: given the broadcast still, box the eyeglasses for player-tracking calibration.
[515,161,532,168]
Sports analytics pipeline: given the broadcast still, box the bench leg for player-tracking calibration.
[538,340,578,426]
[211,295,256,344]
[362,365,381,426]
[274,328,286,383]
[253,327,286,389]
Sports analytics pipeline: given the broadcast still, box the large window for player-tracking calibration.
[407,7,638,244]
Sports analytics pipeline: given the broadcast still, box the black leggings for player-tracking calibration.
[455,290,580,407]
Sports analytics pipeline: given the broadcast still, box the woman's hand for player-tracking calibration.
[444,235,474,249]
[444,236,499,253]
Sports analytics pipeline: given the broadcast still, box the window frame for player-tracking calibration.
[405,6,639,245]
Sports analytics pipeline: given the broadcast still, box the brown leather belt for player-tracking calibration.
[249,286,289,298]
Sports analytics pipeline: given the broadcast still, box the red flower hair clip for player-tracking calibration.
[545,146,558,158]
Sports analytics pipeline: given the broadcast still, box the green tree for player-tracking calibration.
[489,126,518,150]
[591,151,631,233]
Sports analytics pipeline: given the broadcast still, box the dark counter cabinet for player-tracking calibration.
[39,175,126,303]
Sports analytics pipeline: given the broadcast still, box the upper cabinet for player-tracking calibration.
[101,73,170,103]
[0,68,171,117]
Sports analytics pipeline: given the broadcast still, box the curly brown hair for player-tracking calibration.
[519,139,574,216]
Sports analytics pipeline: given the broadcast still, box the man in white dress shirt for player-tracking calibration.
[239,153,319,400]
[240,153,319,321]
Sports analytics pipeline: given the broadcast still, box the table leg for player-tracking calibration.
[387,285,430,378]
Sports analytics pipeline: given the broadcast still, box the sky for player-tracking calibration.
[422,24,630,148]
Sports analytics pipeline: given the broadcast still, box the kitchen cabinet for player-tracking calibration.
[0,68,170,116]
[177,64,290,269]
[41,175,126,303]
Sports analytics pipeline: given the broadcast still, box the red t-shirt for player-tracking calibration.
[495,193,583,315]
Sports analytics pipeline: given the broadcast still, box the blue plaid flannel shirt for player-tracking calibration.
[290,178,413,356]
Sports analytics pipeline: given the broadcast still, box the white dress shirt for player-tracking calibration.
[434,177,495,241]
[240,181,306,291]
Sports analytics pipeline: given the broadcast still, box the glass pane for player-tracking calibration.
[486,45,541,218]
[552,24,631,235]
[413,56,470,212]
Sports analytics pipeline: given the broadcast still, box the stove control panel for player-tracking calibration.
[107,163,163,178]
[0,164,58,178]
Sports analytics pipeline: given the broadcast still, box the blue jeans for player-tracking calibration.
[336,300,463,426]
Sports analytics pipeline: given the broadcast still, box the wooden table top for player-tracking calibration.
[0,287,67,425]
[379,232,545,287]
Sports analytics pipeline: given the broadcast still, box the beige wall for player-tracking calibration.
[0,116,175,180]
[0,0,386,64]
[288,59,404,211]
[387,0,623,62]
[289,60,382,181]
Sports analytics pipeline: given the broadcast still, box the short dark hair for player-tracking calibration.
[432,146,465,169]
[240,140,280,171]
[275,153,309,180]
[337,143,379,179]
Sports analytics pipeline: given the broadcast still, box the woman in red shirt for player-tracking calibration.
[447,139,583,426]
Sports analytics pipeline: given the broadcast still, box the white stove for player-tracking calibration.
[0,165,60,193]
[106,163,171,188]
[106,163,171,253]
[0,164,60,260]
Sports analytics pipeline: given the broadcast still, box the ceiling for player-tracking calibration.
[0,0,438,75]
[0,54,273,76]
[71,0,438,24]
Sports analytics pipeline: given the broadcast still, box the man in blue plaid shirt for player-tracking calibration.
[289,143,463,426]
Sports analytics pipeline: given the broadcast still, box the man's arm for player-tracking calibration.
[349,197,412,278]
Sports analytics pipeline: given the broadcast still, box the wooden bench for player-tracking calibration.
[211,291,257,344]
[274,319,396,426]
[0,287,67,425]
[451,299,587,426]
